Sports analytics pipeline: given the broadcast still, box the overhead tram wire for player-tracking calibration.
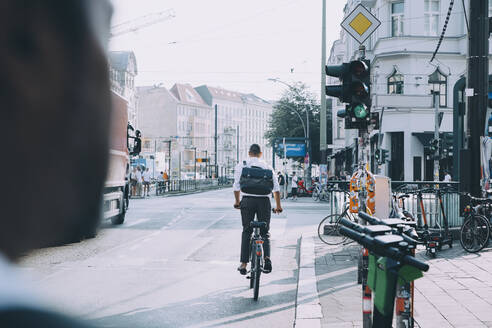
[430,0,455,62]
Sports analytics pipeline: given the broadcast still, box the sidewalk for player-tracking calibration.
[311,237,492,327]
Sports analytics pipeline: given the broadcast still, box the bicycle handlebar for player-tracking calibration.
[340,217,421,246]
[339,226,429,272]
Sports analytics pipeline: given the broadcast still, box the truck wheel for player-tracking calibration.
[111,196,127,225]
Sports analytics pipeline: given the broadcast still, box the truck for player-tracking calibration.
[102,91,140,225]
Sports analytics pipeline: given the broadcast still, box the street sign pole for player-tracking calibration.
[434,93,440,183]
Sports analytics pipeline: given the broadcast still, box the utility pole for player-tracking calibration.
[467,0,489,196]
[168,140,172,176]
[236,125,239,164]
[214,104,218,178]
[194,147,197,180]
[320,0,327,165]
[433,93,440,182]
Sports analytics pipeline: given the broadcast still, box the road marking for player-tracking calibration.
[183,214,227,260]
[125,218,149,227]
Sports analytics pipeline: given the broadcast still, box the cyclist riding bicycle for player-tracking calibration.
[233,144,283,275]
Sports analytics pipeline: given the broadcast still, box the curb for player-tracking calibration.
[294,234,322,328]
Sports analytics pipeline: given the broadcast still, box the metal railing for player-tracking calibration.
[154,178,233,195]
[320,180,463,229]
[392,181,461,228]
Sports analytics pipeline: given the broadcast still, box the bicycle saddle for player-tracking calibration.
[398,194,410,199]
[250,221,267,228]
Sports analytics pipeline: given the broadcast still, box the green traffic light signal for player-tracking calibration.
[353,104,368,119]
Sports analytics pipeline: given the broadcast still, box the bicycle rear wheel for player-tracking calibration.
[312,190,320,201]
[253,253,261,300]
[318,214,349,245]
[460,214,490,253]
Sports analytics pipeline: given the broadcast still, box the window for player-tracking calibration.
[428,69,447,107]
[391,2,404,37]
[424,0,439,36]
[388,70,404,94]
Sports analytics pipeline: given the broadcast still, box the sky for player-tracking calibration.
[110,0,346,101]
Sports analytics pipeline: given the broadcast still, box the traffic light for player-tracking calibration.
[347,60,371,124]
[441,133,453,158]
[326,60,371,130]
[381,149,389,164]
[325,63,350,103]
[374,148,381,164]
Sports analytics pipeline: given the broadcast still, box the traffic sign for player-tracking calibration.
[341,4,381,44]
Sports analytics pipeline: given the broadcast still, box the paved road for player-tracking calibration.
[20,189,328,328]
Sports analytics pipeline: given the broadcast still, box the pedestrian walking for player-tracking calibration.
[130,167,137,197]
[233,144,282,275]
[443,171,452,182]
[136,166,143,197]
[278,171,285,199]
[291,172,298,200]
[142,167,151,196]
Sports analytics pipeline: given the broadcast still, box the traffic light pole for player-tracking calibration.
[320,0,327,165]
[434,93,440,182]
[467,0,489,196]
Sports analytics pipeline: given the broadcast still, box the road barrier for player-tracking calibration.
[154,178,233,196]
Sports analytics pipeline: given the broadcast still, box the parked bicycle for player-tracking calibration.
[459,193,492,253]
[317,189,357,245]
[394,187,453,258]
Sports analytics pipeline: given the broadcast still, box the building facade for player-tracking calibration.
[108,51,138,128]
[195,85,273,176]
[328,0,492,181]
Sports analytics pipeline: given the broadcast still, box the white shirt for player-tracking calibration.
[443,174,451,182]
[136,170,143,183]
[142,171,151,182]
[233,157,280,197]
[291,175,298,188]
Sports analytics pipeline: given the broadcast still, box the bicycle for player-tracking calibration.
[246,215,268,300]
[460,193,491,253]
[317,189,356,245]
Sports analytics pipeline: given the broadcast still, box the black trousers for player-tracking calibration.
[240,196,271,263]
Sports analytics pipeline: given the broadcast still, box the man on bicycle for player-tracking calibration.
[233,144,282,275]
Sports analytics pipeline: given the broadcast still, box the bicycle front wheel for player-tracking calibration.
[460,214,490,253]
[253,254,261,300]
[312,190,320,201]
[318,214,349,245]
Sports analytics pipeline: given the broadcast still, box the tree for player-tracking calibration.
[265,83,322,164]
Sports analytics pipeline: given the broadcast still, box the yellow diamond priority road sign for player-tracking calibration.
[341,4,381,44]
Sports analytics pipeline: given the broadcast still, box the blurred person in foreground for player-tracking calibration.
[0,0,113,327]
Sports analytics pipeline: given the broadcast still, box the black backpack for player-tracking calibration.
[239,161,273,195]
[278,174,285,185]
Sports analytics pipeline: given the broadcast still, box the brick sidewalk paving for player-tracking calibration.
[315,238,492,328]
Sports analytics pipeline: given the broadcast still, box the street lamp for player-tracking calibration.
[268,78,312,187]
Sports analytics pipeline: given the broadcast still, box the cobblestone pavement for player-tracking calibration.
[315,238,492,328]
